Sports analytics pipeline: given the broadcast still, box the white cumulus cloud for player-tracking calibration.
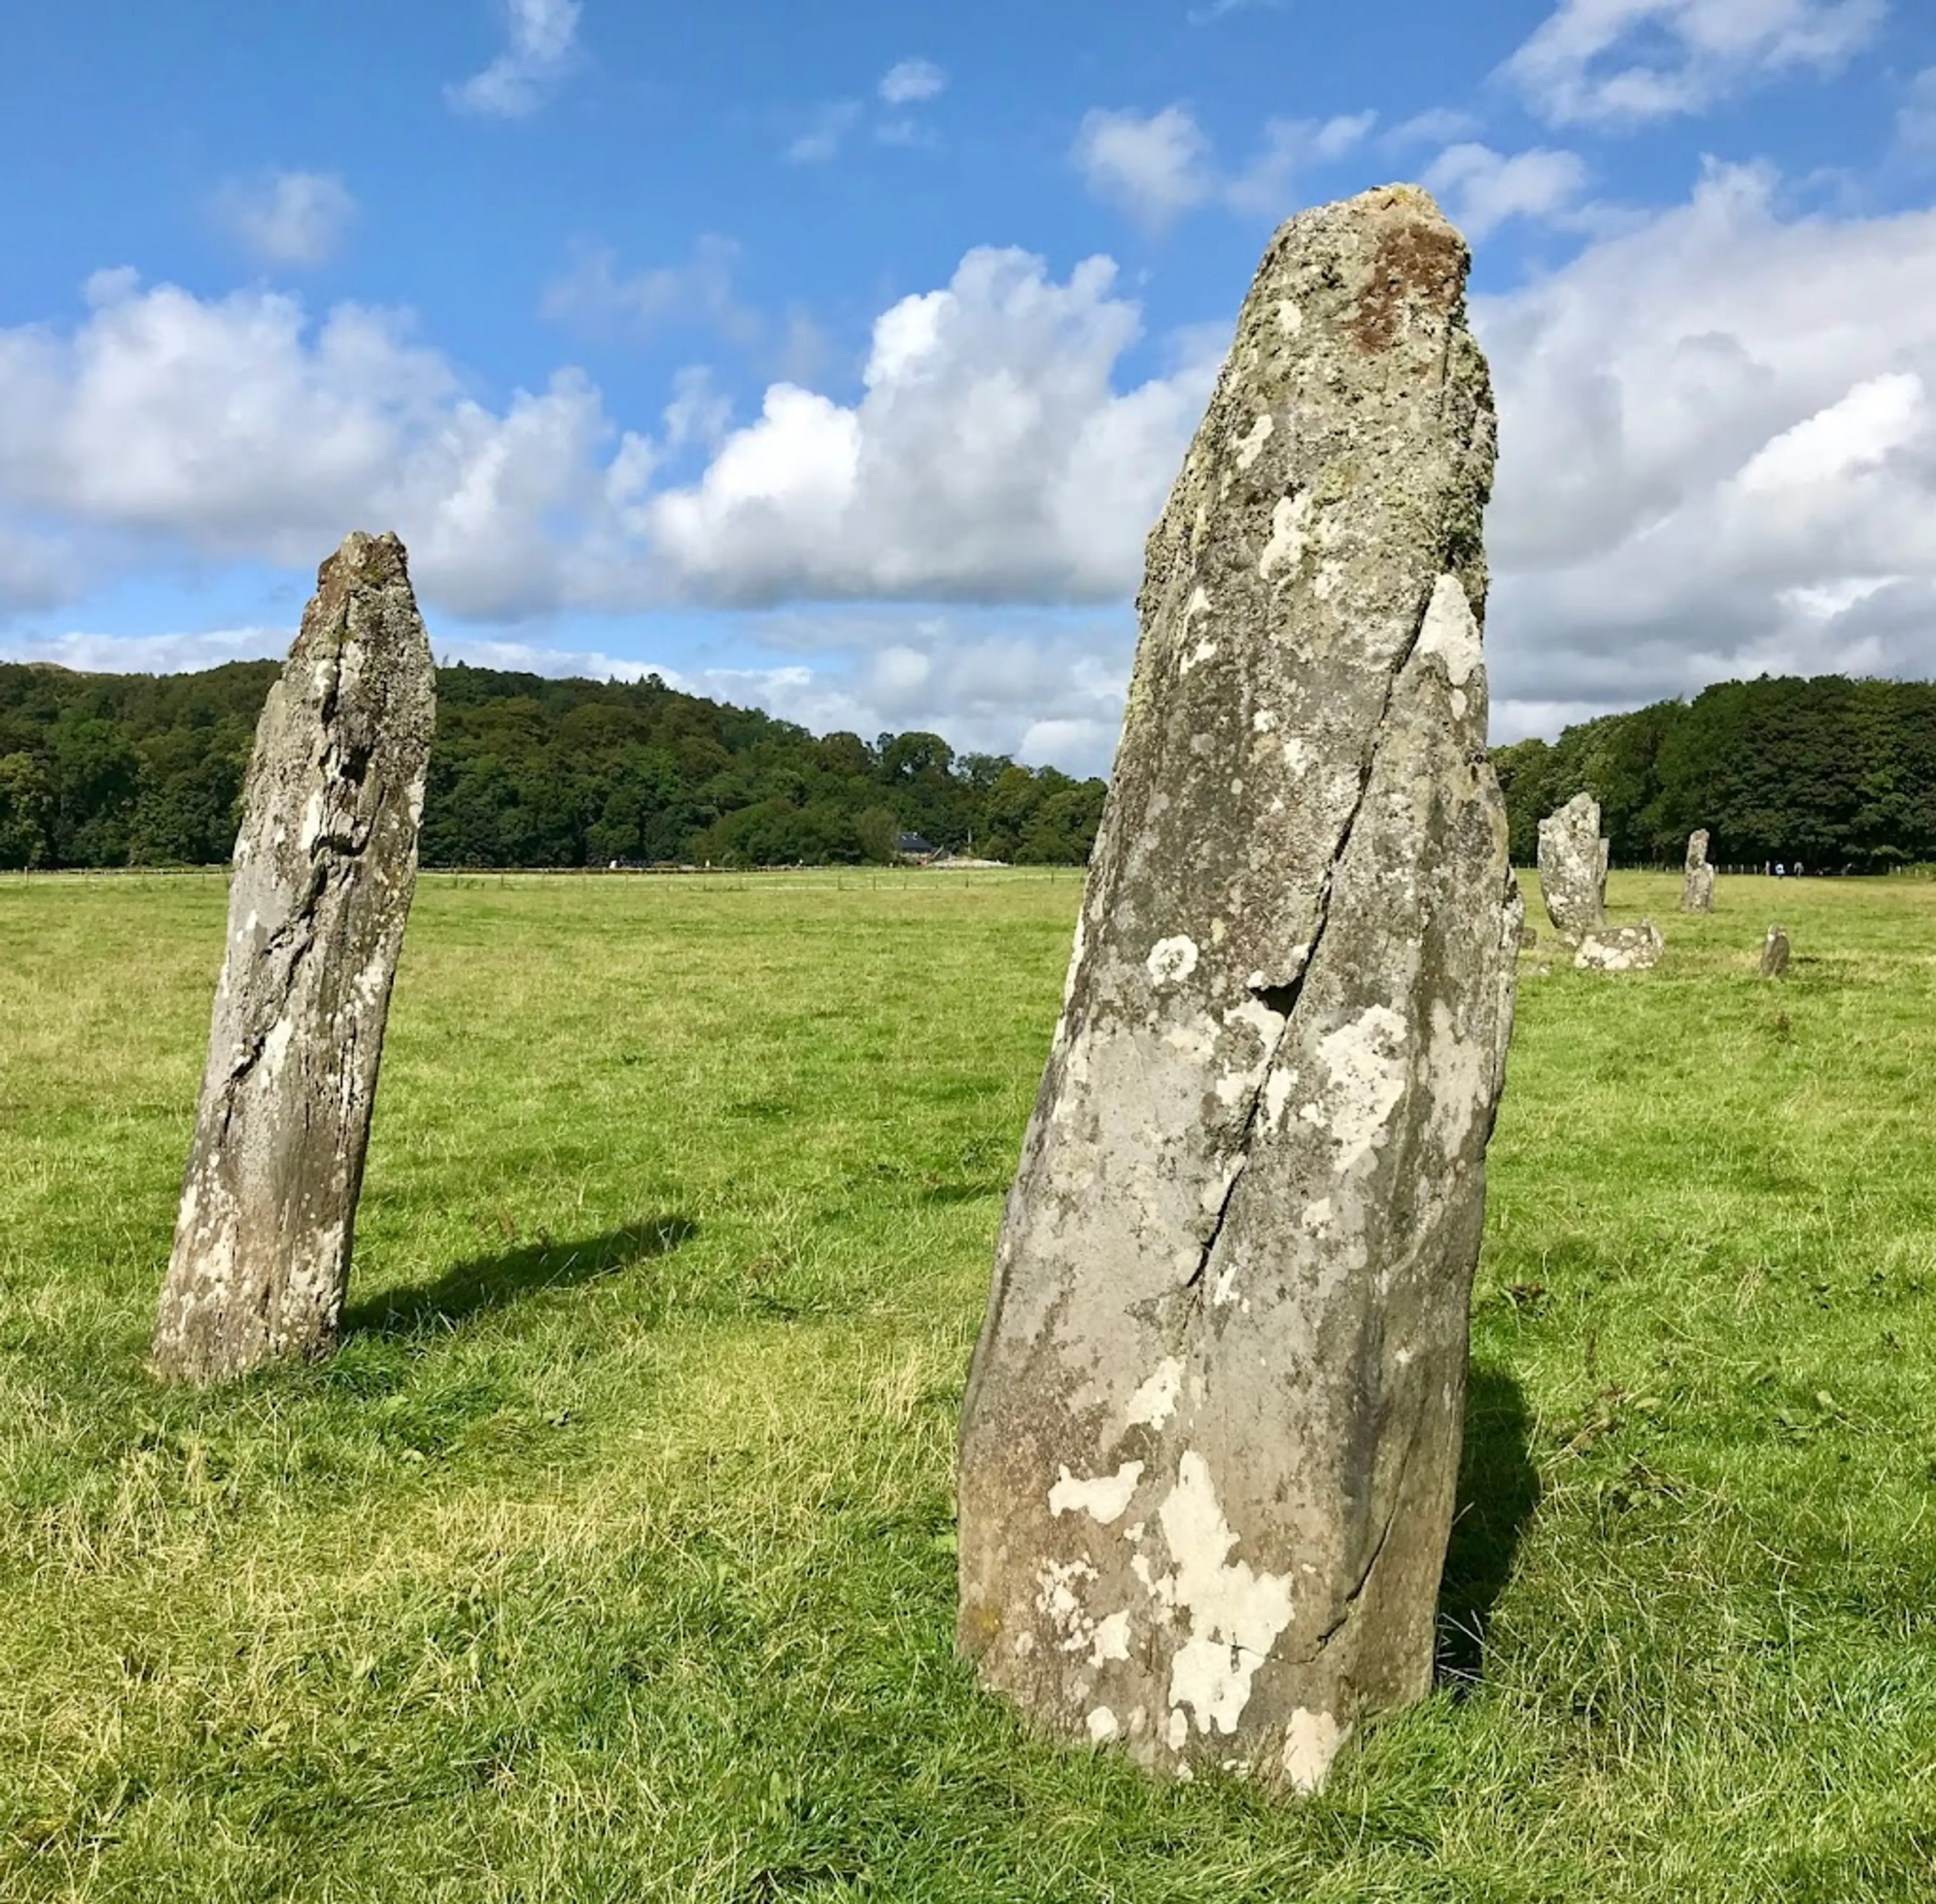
[0,249,1220,626]
[879,57,946,104]
[212,170,358,269]
[1422,143,1591,239]
[1074,103,1374,228]
[1478,163,1936,735]
[448,0,582,119]
[625,248,1223,606]
[1074,106,1214,227]
[0,270,609,618]
[1506,0,1885,127]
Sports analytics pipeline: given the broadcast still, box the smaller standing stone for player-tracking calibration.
[1574,921,1664,972]
[1681,830,1715,913]
[1537,793,1607,939]
[1761,926,1790,977]
[151,531,435,1384]
[1519,922,1539,950]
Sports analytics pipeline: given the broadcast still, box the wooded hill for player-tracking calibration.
[1491,675,1936,870]
[0,660,1106,870]
[4,662,1932,873]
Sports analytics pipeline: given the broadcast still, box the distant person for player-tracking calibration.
[1775,862,1786,877]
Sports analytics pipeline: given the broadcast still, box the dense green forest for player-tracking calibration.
[1493,675,1936,870]
[4,661,1932,873]
[0,661,1106,869]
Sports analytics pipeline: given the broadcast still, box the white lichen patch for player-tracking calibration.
[1185,584,1212,619]
[1036,1559,1096,1628]
[1275,299,1303,335]
[1252,708,1279,734]
[1424,998,1487,1157]
[1036,1559,1134,1665]
[1199,1156,1244,1215]
[1049,1460,1145,1525]
[1282,737,1310,775]
[1258,492,1314,580]
[1087,1706,1121,1742]
[1415,571,1481,687]
[1149,1452,1295,1739]
[1233,413,1275,471]
[1127,1358,1184,1430]
[1313,1005,1410,1168]
[1089,1611,1133,1665]
[1280,1708,1347,1793]
[1263,1067,1296,1132]
[260,1016,294,1080]
[1300,1196,1334,1234]
[1146,937,1199,988]
[1224,995,1285,1048]
[1180,639,1218,676]
[1211,1260,1240,1307]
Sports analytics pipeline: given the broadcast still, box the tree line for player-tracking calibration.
[0,660,1108,870]
[1492,675,1936,871]
[7,661,1932,875]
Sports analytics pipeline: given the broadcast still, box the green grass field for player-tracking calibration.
[4,866,1936,1901]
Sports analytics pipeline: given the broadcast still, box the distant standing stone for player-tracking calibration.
[956,186,1520,1797]
[1519,921,1539,950]
[1537,793,1607,938]
[1574,921,1665,972]
[1681,830,1715,913]
[151,532,435,1384]
[1761,926,1790,977]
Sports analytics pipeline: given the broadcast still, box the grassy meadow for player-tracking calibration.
[3,865,1936,1901]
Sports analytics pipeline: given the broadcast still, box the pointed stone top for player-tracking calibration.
[319,529,409,590]
[1253,184,1470,359]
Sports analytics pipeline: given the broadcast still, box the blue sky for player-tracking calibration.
[4,0,1936,772]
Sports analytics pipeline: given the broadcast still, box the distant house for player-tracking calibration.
[894,831,937,861]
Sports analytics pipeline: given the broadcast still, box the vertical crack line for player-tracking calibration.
[1181,564,1447,1314]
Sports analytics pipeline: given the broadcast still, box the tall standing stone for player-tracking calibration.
[1681,830,1715,913]
[956,187,1519,1796]
[1536,793,1607,938]
[152,532,435,1384]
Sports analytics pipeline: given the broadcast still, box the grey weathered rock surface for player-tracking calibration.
[1761,925,1790,977]
[1536,794,1607,938]
[1681,830,1715,913]
[152,532,435,1384]
[1573,921,1664,972]
[955,186,1519,1796]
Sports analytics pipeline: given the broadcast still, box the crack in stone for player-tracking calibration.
[1297,1497,1403,1662]
[1180,561,1450,1311]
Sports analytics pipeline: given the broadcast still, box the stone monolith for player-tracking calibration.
[1536,793,1607,938]
[1681,830,1715,913]
[152,531,435,1384]
[1761,926,1790,977]
[1574,922,1664,972]
[956,186,1520,1797]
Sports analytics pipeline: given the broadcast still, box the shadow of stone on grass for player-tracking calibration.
[344,1216,698,1337]
[1437,1361,1541,1690]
